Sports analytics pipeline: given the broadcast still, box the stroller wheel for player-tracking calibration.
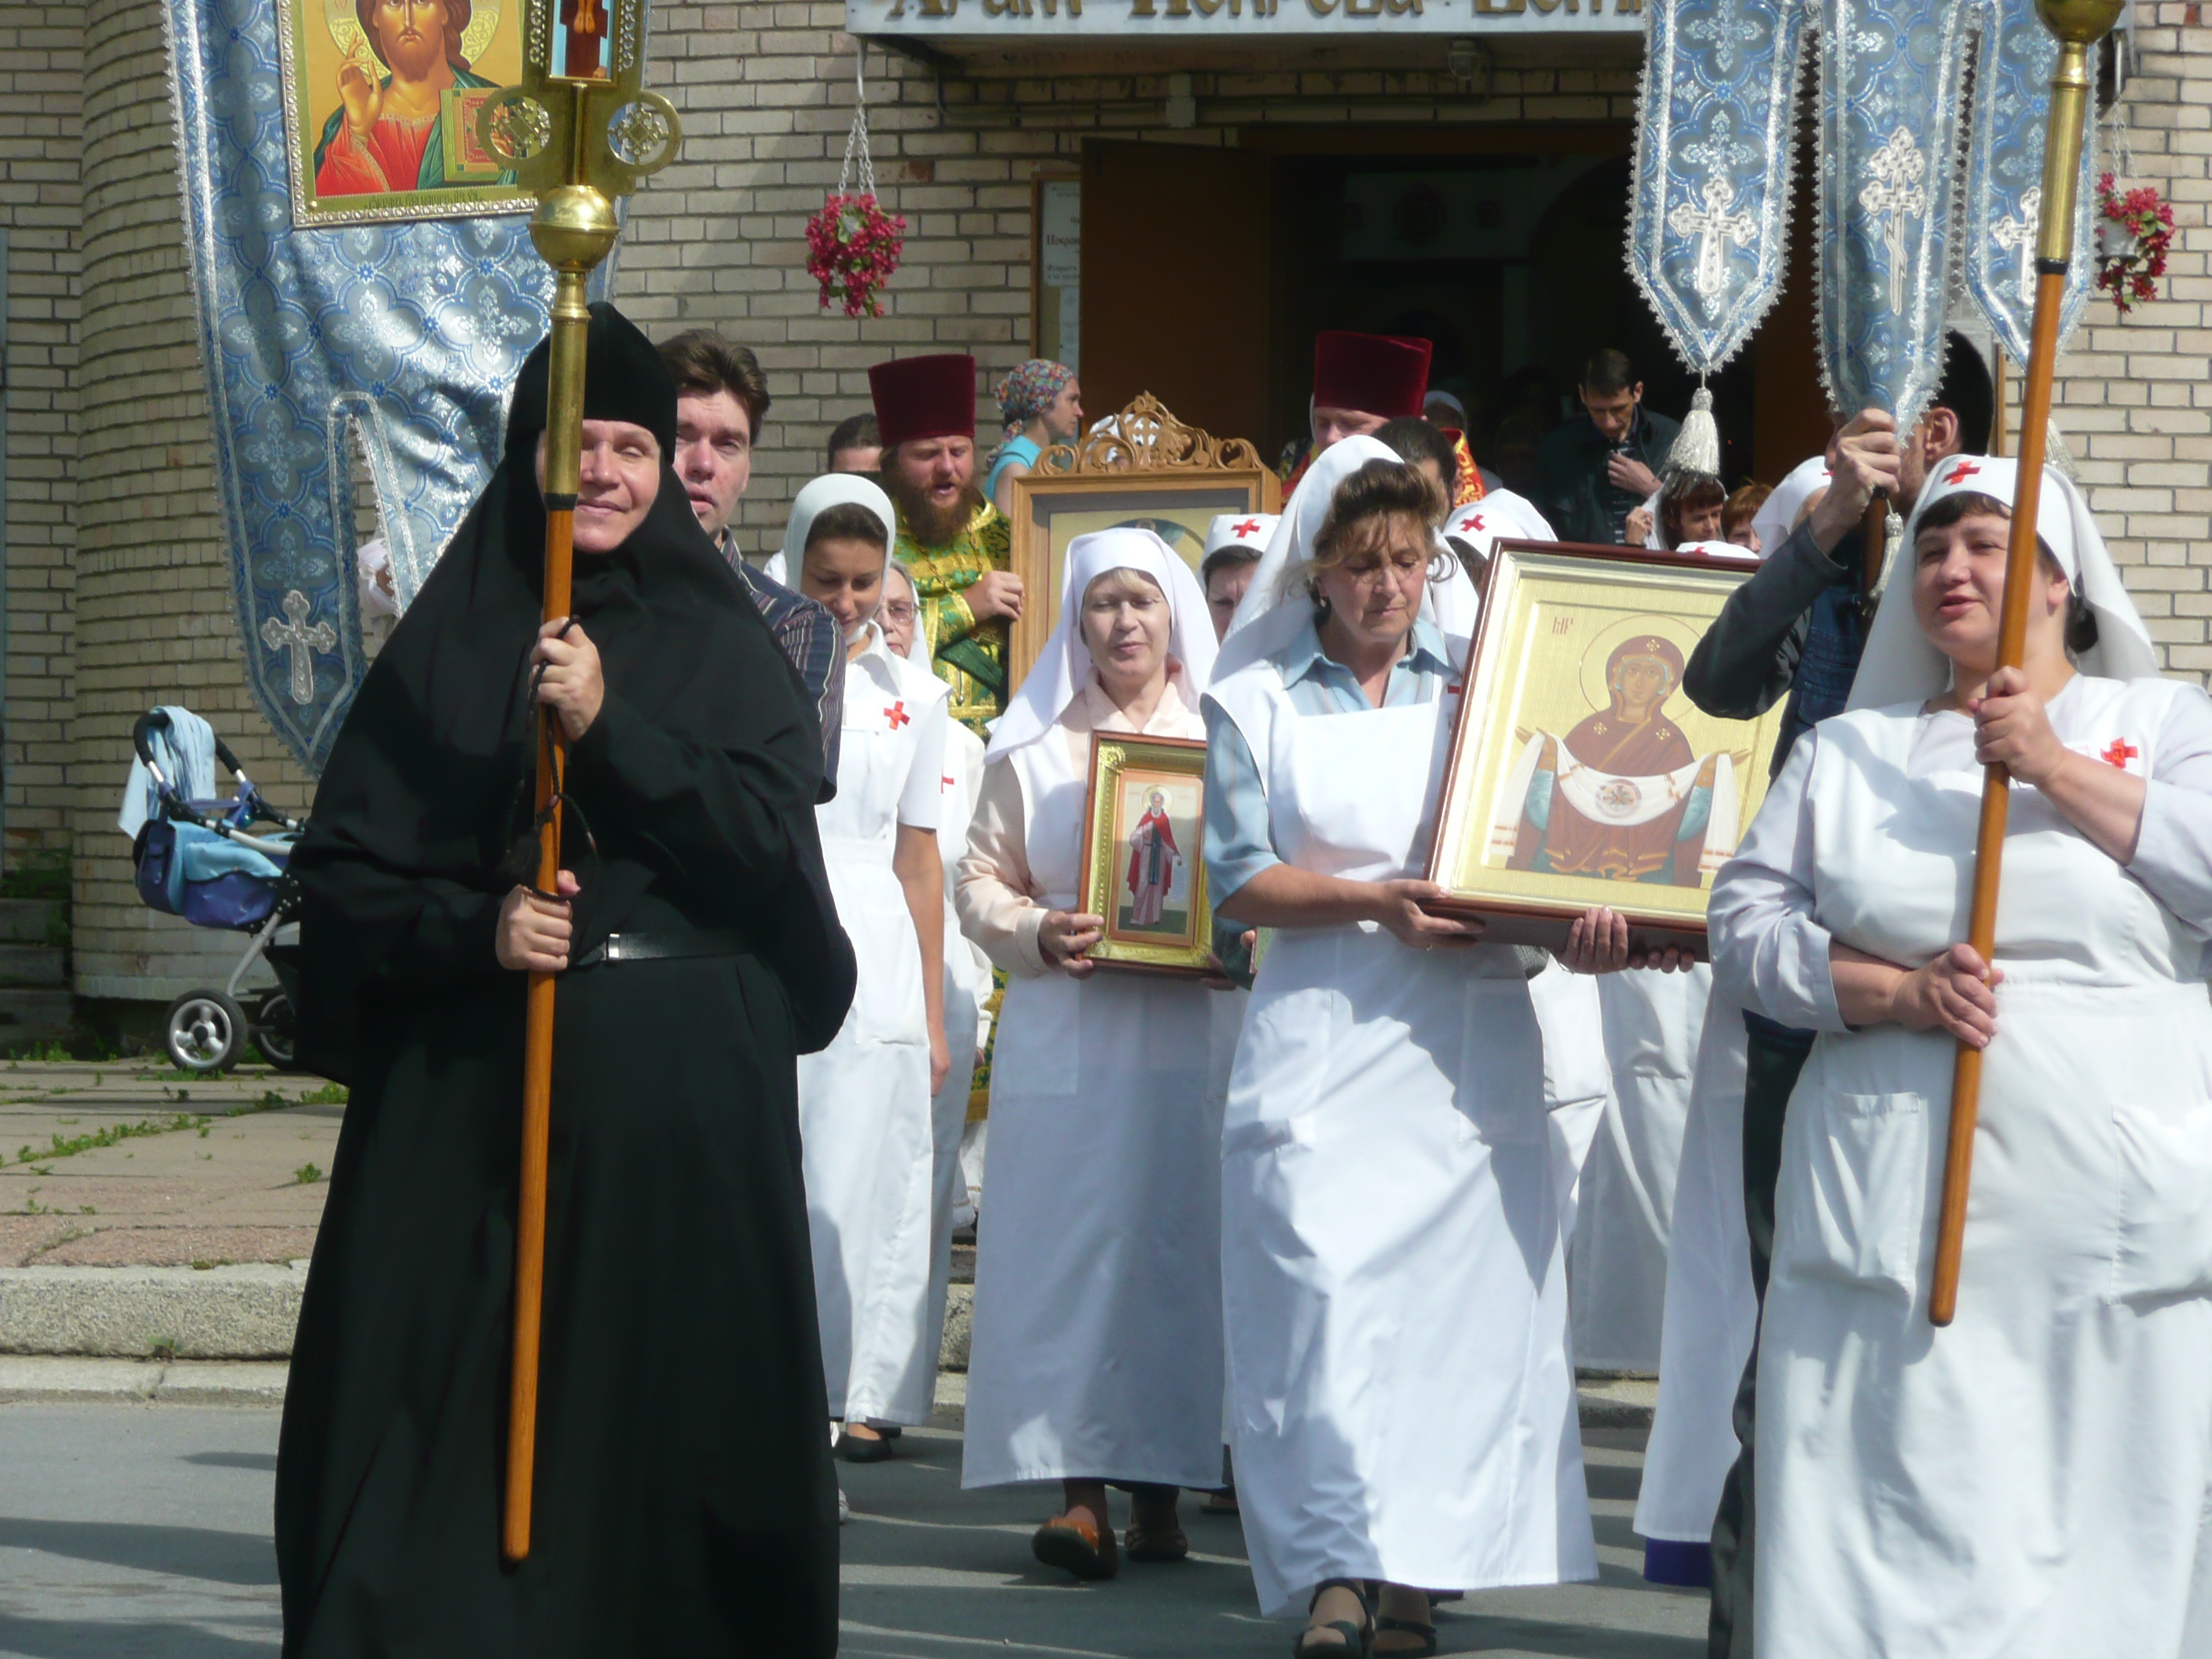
[165,991,247,1074]
[252,993,301,1071]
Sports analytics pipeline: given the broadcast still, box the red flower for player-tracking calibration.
[805,192,907,319]
[2094,171,2175,317]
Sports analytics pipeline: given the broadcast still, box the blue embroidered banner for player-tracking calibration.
[1817,0,1976,423]
[164,0,577,770]
[1631,0,1809,375]
[1962,0,2096,365]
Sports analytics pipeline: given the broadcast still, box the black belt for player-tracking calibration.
[572,928,748,969]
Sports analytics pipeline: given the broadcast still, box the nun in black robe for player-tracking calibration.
[274,305,855,1658]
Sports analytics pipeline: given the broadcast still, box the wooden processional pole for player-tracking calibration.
[1927,0,2121,1329]
[476,10,680,1557]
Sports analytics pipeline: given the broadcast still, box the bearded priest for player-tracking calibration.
[872,354,1022,736]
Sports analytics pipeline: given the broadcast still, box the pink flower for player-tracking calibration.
[806,192,907,317]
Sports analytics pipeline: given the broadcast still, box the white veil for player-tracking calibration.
[1215,435,1480,683]
[1846,455,2162,710]
[984,526,1218,764]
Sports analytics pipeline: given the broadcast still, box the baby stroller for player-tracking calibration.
[125,708,306,1074]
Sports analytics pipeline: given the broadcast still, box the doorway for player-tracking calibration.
[1079,129,1828,496]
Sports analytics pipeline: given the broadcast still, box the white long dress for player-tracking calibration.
[924,720,992,1376]
[1208,650,1595,1617]
[1569,965,1710,1370]
[956,678,1230,1491]
[1712,675,2212,1657]
[1631,988,1756,1558]
[799,629,950,1428]
[1527,961,1613,1240]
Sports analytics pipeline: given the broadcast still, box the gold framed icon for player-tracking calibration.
[1074,733,1217,977]
[1425,540,1789,954]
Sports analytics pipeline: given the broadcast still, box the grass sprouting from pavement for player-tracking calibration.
[1,1081,350,1169]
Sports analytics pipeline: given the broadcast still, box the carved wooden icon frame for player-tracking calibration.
[1005,393,1281,694]
[1423,539,1789,955]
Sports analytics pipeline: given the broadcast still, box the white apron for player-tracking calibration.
[961,718,1230,1491]
[1570,965,1711,1370]
[1632,988,1756,1547]
[925,721,990,1377]
[1527,962,1613,1241]
[1759,677,2212,1658]
[798,647,945,1426]
[1210,658,1595,1617]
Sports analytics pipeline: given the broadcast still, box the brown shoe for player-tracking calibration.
[1124,1518,1189,1563]
[1031,1511,1119,1580]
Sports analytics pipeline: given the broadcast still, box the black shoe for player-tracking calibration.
[836,1429,895,1464]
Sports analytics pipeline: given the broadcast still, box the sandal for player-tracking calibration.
[1125,1486,1188,1563]
[1031,1511,1120,1580]
[1372,1613,1439,1657]
[1293,1577,1373,1657]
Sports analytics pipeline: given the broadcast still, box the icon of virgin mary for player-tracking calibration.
[1488,633,1740,888]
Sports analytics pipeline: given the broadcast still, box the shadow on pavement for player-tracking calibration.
[0,1610,277,1659]
[0,1518,278,1586]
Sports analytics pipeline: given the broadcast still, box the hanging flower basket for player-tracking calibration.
[2093,171,2175,316]
[807,192,906,319]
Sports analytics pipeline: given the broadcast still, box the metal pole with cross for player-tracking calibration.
[472,0,679,1561]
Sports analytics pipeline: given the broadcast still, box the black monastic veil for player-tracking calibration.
[274,305,855,1657]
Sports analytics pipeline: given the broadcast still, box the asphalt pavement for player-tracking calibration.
[0,1400,1705,1658]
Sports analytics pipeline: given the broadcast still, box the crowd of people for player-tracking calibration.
[268,304,2212,1659]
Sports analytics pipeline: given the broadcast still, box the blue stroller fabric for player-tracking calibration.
[134,820,291,930]
[118,705,217,839]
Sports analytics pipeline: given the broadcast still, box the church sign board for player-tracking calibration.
[1424,540,1788,956]
[848,0,1645,40]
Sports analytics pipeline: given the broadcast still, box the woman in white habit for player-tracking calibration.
[772,476,951,1462]
[955,527,1232,1578]
[1204,439,1669,1657]
[1710,456,2212,1657]
[879,561,994,1371]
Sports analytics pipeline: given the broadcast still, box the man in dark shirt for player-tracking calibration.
[1683,329,1993,1659]
[659,328,844,787]
[1535,349,1680,544]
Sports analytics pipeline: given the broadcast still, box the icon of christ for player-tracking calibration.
[314,0,500,198]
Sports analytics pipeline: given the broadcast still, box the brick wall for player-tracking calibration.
[37,5,2212,1001]
[71,0,314,999]
[0,3,84,866]
[2043,5,2212,680]
[621,7,1644,558]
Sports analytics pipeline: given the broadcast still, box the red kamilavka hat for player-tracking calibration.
[1312,331,1432,419]
[869,353,977,448]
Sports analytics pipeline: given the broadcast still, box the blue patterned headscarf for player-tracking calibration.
[994,359,1076,428]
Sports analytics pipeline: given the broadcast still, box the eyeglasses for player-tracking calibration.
[882,600,917,624]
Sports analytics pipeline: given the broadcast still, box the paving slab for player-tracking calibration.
[0,1063,342,1268]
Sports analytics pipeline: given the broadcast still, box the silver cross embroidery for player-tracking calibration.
[1859,127,1930,315]
[1991,185,2042,299]
[260,590,338,706]
[1682,0,1765,77]
[1668,176,1758,316]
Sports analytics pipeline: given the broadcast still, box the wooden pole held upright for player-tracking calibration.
[1927,0,2119,1328]
[473,34,680,1558]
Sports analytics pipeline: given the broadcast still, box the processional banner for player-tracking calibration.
[1633,0,2097,426]
[164,0,613,769]
[1961,0,2097,367]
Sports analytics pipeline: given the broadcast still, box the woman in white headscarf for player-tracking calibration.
[1205,438,1658,1657]
[954,527,1232,1579]
[881,561,995,1374]
[1709,457,2212,1657]
[776,474,954,1462]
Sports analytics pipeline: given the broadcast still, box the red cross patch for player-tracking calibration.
[1457,514,1486,535]
[1944,460,1983,486]
[884,701,910,729]
[2100,738,2138,769]
[1231,518,1262,538]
